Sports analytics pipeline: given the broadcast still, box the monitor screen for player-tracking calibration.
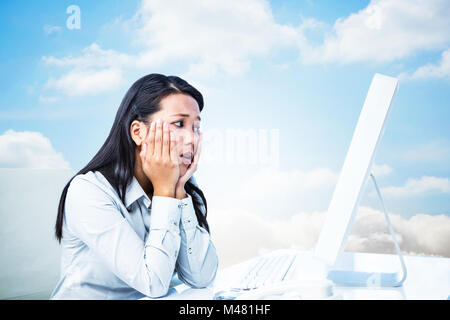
[314,74,399,266]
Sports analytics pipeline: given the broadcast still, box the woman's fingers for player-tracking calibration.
[169,130,178,164]
[154,119,162,157]
[140,123,150,162]
[162,121,170,161]
[196,131,202,158]
[180,132,202,181]
[190,131,202,170]
[140,140,147,162]
[148,120,156,156]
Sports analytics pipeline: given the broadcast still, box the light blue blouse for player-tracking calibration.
[50,170,218,299]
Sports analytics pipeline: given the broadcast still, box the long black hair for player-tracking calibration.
[55,73,209,243]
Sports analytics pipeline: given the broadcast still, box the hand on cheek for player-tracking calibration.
[175,131,202,199]
[139,119,179,198]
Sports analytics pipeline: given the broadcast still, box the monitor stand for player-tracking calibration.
[326,173,408,287]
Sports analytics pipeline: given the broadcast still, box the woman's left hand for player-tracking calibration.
[175,131,202,199]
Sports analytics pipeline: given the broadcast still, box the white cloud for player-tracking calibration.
[209,204,450,268]
[233,167,339,219]
[44,67,122,96]
[39,95,59,103]
[371,163,393,177]
[0,130,70,169]
[347,207,450,257]
[42,0,450,96]
[131,0,298,76]
[300,0,450,64]
[399,48,450,80]
[209,206,327,268]
[239,167,338,194]
[402,139,450,163]
[42,0,301,95]
[381,176,450,197]
[42,43,132,69]
[42,44,129,96]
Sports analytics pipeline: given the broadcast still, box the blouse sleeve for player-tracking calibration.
[175,178,219,288]
[64,176,181,298]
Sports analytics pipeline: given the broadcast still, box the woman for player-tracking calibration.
[51,74,218,299]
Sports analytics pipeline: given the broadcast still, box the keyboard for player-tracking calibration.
[234,252,297,290]
[213,250,336,300]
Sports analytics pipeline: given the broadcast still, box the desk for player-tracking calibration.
[142,250,450,300]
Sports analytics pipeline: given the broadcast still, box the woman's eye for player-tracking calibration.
[173,120,200,132]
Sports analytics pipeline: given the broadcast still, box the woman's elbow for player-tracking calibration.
[182,274,212,289]
[194,273,216,288]
[143,280,172,298]
[146,284,170,298]
[185,260,219,288]
[140,270,172,298]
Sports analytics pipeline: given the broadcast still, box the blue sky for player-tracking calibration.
[0,0,449,255]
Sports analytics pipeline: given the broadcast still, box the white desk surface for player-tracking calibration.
[142,249,450,300]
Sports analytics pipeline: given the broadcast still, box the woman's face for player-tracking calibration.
[148,93,201,178]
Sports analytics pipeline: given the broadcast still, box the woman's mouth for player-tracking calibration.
[180,152,192,165]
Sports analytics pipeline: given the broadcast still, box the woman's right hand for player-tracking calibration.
[140,119,180,198]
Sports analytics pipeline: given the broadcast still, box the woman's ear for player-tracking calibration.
[130,120,147,146]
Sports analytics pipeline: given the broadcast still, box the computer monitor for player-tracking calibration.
[313,73,399,267]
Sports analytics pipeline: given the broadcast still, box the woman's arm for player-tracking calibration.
[65,175,181,298]
[175,194,219,288]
